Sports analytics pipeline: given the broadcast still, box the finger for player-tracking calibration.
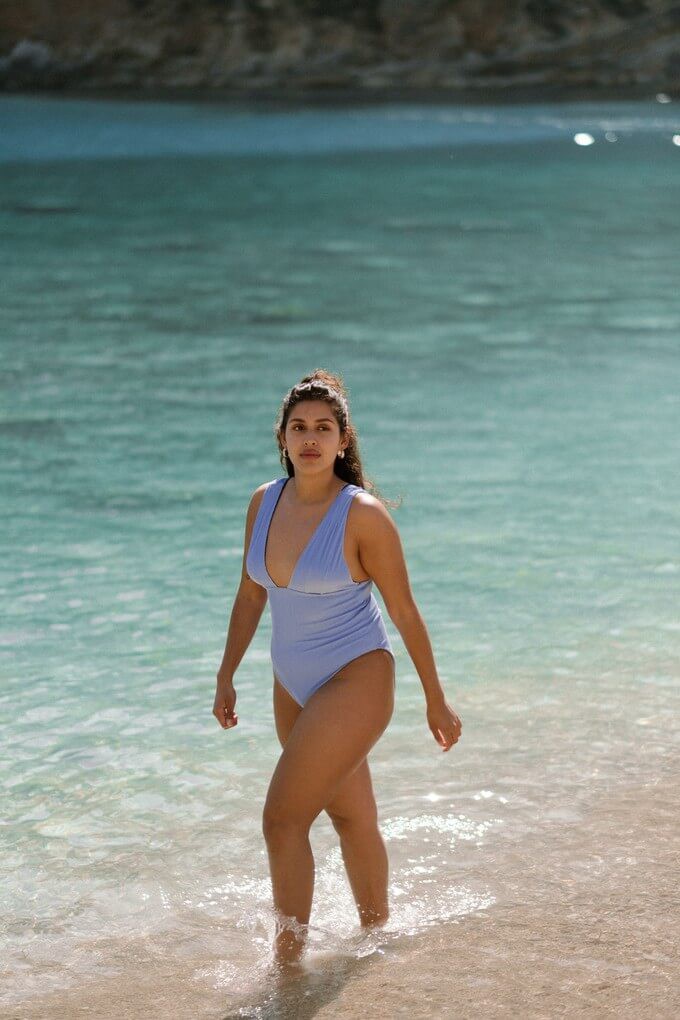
[438,730,457,751]
[214,706,237,729]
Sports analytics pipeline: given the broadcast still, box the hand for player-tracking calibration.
[213,677,238,730]
[426,698,462,752]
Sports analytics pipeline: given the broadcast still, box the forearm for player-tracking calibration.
[216,590,267,683]
[391,604,446,707]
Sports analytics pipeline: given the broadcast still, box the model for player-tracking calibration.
[213,368,462,969]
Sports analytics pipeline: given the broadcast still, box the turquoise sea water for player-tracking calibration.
[1,94,679,1015]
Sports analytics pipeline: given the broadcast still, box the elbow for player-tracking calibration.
[388,601,420,631]
[238,580,268,611]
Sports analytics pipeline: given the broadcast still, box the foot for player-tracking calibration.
[273,918,308,969]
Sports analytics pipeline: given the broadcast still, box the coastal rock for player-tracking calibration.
[0,1,677,94]
[0,39,67,87]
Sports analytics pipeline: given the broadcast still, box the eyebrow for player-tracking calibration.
[289,417,335,424]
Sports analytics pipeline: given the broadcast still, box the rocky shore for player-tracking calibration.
[1,1,678,96]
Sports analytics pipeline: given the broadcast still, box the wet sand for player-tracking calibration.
[306,774,680,1020]
[10,771,678,1019]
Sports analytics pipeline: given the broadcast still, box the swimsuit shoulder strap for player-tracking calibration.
[321,482,362,536]
[251,477,286,545]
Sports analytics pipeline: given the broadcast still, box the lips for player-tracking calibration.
[301,452,320,458]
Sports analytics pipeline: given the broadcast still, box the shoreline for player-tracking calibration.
[8,771,679,1019]
[3,81,675,110]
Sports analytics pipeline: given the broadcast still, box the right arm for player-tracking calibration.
[212,485,268,729]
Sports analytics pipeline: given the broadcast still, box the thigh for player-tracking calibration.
[275,671,379,829]
[264,650,394,828]
[273,673,303,748]
[324,756,379,829]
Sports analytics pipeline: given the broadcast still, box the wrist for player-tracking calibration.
[216,671,234,687]
[424,686,446,709]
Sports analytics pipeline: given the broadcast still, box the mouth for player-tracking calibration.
[300,452,321,458]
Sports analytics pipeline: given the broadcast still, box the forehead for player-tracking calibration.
[288,399,337,423]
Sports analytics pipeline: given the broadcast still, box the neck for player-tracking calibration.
[289,471,343,505]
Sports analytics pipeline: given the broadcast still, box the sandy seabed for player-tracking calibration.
[9,770,678,1020]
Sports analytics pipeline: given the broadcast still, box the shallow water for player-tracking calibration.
[1,93,679,1016]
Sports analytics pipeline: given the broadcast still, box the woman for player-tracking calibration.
[213,369,462,969]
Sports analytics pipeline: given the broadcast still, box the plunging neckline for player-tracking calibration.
[264,478,350,590]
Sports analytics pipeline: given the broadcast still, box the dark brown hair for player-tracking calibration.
[273,369,401,510]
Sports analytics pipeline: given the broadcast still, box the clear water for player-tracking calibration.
[1,94,679,1016]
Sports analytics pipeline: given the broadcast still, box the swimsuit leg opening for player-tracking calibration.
[274,671,305,709]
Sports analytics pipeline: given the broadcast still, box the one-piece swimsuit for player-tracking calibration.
[246,476,394,706]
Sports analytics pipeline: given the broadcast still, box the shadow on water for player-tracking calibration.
[222,958,369,1019]
[221,927,405,1019]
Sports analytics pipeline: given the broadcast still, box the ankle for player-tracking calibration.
[359,907,389,929]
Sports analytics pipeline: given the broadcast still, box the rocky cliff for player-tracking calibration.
[1,1,678,95]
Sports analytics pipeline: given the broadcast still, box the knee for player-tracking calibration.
[327,806,379,836]
[262,804,311,845]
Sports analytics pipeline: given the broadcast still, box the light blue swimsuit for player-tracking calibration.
[246,476,394,706]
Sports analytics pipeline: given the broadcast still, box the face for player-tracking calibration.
[282,399,347,471]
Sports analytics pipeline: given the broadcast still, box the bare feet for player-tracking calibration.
[273,910,308,969]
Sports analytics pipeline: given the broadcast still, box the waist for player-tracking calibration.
[271,593,391,659]
[269,584,384,633]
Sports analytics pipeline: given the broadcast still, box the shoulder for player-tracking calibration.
[347,487,397,533]
[346,489,406,583]
[247,477,281,519]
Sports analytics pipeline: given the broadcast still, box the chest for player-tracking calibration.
[265,494,368,590]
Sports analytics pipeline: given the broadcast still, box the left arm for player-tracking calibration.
[355,496,462,750]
